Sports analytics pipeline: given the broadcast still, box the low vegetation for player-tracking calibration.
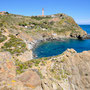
[31,16,52,20]
[0,33,7,43]
[1,35,27,55]
[50,58,70,80]
[16,57,50,74]
[0,13,84,39]
[19,22,27,26]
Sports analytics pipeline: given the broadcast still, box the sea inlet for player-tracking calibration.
[33,25,90,58]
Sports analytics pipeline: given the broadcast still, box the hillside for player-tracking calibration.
[0,13,89,90]
[0,13,87,39]
[0,13,87,54]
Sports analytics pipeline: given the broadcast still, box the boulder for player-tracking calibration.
[18,69,41,88]
[16,50,33,62]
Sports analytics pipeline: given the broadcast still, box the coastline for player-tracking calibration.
[31,33,90,59]
[0,12,90,90]
[29,36,84,59]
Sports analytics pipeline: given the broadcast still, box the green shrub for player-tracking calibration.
[1,35,27,55]
[31,16,52,20]
[5,12,9,14]
[19,22,27,26]
[0,34,7,43]
[49,21,54,25]
[0,23,3,27]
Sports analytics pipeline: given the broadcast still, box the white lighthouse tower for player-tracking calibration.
[42,8,44,16]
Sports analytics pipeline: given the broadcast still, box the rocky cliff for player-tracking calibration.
[0,13,89,90]
[0,49,90,90]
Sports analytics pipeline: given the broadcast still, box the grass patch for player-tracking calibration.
[16,57,50,74]
[31,16,52,20]
[50,61,70,80]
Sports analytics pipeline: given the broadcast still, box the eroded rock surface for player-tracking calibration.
[0,12,89,90]
[16,50,33,62]
[0,49,90,90]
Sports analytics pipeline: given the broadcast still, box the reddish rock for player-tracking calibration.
[0,52,16,79]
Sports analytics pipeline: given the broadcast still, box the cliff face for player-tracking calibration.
[0,49,90,90]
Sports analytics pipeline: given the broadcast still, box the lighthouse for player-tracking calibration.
[42,8,44,16]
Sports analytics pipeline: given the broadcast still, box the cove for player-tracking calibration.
[33,39,90,58]
[33,25,90,58]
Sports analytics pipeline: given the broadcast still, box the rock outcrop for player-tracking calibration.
[0,49,90,90]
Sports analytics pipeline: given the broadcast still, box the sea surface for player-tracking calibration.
[33,25,90,58]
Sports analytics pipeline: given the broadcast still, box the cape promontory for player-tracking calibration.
[0,12,89,90]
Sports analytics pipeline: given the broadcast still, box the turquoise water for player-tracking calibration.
[33,25,90,58]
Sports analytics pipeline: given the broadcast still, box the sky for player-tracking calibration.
[0,0,90,24]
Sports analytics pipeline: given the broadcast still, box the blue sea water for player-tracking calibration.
[33,25,90,58]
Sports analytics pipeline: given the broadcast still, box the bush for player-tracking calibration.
[19,22,27,26]
[49,21,54,25]
[5,12,9,14]
[0,34,7,43]
[31,16,52,20]
[0,23,3,27]
[1,35,27,55]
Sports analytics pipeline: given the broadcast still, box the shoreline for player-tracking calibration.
[30,37,78,59]
[30,35,90,59]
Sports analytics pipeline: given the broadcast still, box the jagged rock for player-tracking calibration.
[0,49,90,90]
[28,49,90,90]
[60,50,90,90]
[70,29,87,39]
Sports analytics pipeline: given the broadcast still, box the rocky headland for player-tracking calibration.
[0,12,90,90]
[0,49,90,90]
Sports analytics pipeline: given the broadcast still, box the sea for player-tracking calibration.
[33,25,90,58]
